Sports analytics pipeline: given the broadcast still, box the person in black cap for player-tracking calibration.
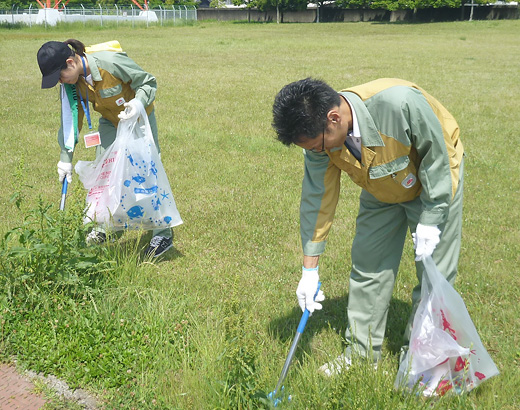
[37,39,178,257]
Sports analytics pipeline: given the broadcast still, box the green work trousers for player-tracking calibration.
[95,110,172,239]
[345,160,464,362]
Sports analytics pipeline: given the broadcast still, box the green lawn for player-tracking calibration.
[0,19,519,409]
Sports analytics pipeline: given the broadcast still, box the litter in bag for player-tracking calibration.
[75,104,182,231]
[395,256,499,396]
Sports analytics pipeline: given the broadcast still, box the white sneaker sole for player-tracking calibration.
[318,356,352,377]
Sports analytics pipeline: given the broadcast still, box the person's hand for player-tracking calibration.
[57,161,72,183]
[118,98,144,121]
[296,266,325,313]
[412,223,441,261]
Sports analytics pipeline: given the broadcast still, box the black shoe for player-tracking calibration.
[145,236,173,257]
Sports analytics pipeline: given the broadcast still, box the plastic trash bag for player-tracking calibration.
[395,256,499,396]
[75,104,182,232]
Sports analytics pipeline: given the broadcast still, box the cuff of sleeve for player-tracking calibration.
[419,210,446,226]
[302,240,326,257]
[134,91,152,108]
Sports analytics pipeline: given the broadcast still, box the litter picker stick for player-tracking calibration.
[59,179,68,211]
[269,282,322,405]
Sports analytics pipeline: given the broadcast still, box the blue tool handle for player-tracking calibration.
[61,178,68,195]
[271,281,323,401]
[296,281,321,334]
[59,179,68,211]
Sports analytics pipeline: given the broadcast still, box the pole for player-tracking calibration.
[59,179,68,211]
[269,282,322,406]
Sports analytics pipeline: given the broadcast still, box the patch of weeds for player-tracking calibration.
[0,195,114,302]
[0,183,191,407]
[213,276,268,408]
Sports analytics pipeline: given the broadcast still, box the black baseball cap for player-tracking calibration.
[37,41,74,89]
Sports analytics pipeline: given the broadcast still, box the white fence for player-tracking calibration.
[0,5,197,27]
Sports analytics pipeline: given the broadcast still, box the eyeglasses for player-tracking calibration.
[310,128,325,153]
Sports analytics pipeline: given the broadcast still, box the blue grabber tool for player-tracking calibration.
[59,179,68,211]
[268,282,322,407]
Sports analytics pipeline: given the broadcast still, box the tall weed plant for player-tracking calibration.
[0,174,113,303]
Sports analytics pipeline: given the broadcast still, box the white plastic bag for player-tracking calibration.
[75,104,182,231]
[395,256,499,396]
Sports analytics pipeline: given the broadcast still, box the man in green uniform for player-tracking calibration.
[271,78,464,375]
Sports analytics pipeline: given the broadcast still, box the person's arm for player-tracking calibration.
[410,90,456,225]
[303,255,319,269]
[406,89,457,226]
[404,88,461,259]
[108,52,157,107]
[55,83,88,182]
[296,149,339,312]
[300,149,341,256]
[57,126,74,163]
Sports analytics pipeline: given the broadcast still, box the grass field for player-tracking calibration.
[1,19,519,409]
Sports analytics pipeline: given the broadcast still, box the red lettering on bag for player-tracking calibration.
[96,171,111,182]
[102,158,114,168]
[440,309,457,340]
[101,151,118,168]
[475,372,486,380]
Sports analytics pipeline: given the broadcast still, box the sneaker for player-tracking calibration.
[86,230,107,245]
[145,235,173,258]
[318,354,352,377]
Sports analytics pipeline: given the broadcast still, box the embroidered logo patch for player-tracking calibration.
[401,173,417,189]
[116,97,126,106]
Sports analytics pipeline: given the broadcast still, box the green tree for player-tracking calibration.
[235,0,307,11]
[335,0,466,10]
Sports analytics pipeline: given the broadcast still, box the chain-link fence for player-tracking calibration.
[0,5,197,27]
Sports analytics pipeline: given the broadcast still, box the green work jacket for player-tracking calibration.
[58,50,156,162]
[301,78,464,256]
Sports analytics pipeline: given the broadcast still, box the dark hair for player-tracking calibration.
[64,39,86,56]
[272,78,341,146]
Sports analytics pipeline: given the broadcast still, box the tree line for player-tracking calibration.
[2,0,481,13]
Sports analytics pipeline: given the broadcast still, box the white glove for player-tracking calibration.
[57,161,73,183]
[296,266,325,314]
[412,223,441,261]
[118,98,144,121]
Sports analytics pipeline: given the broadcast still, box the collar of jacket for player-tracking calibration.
[340,91,384,147]
[84,53,103,82]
